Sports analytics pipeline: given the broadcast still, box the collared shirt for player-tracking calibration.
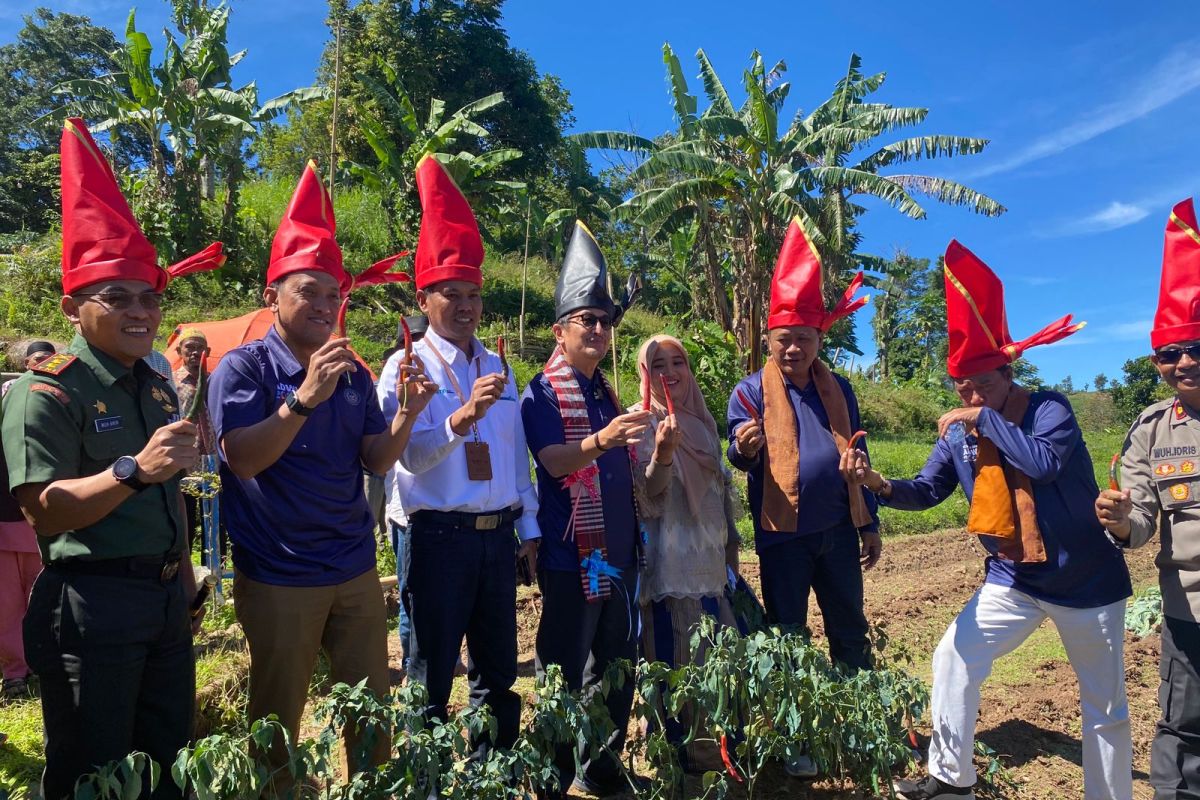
[521,369,637,572]
[1121,396,1200,621]
[174,366,215,455]
[209,325,386,586]
[389,328,540,541]
[726,369,879,553]
[883,390,1131,609]
[2,333,183,562]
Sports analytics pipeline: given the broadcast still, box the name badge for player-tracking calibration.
[94,416,123,433]
[464,441,493,481]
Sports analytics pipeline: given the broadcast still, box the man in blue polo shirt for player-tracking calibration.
[522,221,649,798]
[846,241,1132,800]
[209,162,431,779]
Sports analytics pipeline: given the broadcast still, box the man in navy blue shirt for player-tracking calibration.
[521,222,649,798]
[209,162,432,782]
[726,217,877,779]
[848,241,1132,800]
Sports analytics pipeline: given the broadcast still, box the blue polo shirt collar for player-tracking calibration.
[263,324,305,381]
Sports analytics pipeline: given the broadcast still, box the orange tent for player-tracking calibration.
[165,308,377,380]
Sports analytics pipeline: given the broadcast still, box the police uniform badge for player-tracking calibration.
[1171,483,1191,502]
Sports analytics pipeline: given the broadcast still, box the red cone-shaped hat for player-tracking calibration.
[60,118,224,294]
[267,160,349,291]
[414,154,484,289]
[1151,198,1200,349]
[943,240,1084,378]
[767,217,867,331]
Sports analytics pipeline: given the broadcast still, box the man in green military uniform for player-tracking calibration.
[0,118,223,800]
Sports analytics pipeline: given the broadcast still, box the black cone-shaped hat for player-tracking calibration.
[555,221,619,322]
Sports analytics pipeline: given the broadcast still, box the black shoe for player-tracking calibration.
[893,774,976,800]
[2,678,30,702]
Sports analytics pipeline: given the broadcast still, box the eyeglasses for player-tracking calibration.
[75,291,164,311]
[568,314,613,331]
[1155,344,1200,364]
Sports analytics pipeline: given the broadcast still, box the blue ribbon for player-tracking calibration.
[581,549,622,597]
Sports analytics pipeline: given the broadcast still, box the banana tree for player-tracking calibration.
[575,47,1005,369]
[346,58,523,249]
[48,3,322,258]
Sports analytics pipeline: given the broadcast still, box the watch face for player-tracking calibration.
[112,455,138,480]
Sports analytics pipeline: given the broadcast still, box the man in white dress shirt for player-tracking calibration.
[392,155,540,755]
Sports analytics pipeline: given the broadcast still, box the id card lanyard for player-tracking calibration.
[427,341,493,481]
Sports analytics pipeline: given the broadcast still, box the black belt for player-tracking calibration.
[411,507,522,531]
[47,554,183,583]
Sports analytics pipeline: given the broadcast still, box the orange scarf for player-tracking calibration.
[966,387,1047,564]
[760,358,871,532]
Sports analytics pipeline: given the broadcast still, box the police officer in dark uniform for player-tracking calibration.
[0,119,223,799]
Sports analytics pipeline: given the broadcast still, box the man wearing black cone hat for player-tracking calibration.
[521,221,649,797]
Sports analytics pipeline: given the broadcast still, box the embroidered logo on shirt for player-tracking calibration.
[93,399,107,414]
[94,416,123,433]
[1177,401,1188,421]
[343,387,361,406]
[1156,463,1178,477]
[1184,461,1197,475]
[1171,483,1191,502]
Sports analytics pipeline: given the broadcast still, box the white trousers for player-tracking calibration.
[928,582,1132,800]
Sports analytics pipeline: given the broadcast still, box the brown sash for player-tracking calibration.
[966,386,1047,563]
[760,358,872,532]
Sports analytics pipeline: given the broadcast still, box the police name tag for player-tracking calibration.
[94,416,123,433]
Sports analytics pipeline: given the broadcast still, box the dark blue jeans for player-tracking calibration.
[388,520,412,670]
[758,522,872,671]
[403,516,520,751]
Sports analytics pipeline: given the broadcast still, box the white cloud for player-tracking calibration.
[967,42,1200,179]
[1075,201,1151,233]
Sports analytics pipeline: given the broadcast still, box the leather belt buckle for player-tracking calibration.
[160,560,180,583]
[475,514,500,531]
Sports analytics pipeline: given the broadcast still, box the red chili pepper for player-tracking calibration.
[905,711,919,749]
[399,316,414,412]
[720,734,743,783]
[735,388,761,425]
[640,363,652,412]
[497,335,510,379]
[1109,452,1121,491]
[848,430,867,451]
[336,296,350,339]
[336,296,352,385]
[659,375,676,417]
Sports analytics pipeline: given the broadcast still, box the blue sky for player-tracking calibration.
[4,0,1198,386]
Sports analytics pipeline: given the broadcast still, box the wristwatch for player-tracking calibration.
[112,455,149,492]
[284,391,313,417]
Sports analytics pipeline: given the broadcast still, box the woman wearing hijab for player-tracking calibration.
[632,334,740,770]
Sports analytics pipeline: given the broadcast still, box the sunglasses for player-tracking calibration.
[75,291,164,311]
[568,314,613,331]
[1155,344,1200,365]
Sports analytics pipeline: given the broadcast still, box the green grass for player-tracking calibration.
[0,694,45,795]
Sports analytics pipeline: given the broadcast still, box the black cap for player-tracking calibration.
[24,341,55,359]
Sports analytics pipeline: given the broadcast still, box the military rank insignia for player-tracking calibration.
[1171,483,1191,502]
[31,353,76,376]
